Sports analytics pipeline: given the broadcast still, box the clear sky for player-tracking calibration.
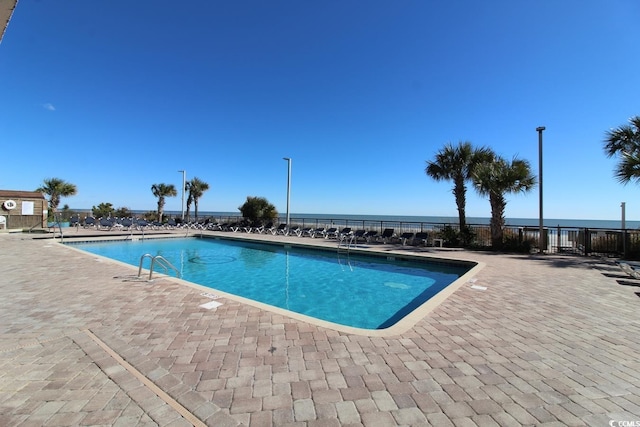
[1,1,639,220]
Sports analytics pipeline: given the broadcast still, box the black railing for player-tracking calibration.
[202,214,638,258]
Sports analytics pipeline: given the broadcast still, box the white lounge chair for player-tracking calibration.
[619,262,640,279]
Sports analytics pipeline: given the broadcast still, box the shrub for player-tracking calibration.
[92,202,114,218]
[238,196,278,226]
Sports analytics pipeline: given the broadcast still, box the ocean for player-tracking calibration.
[160,211,636,230]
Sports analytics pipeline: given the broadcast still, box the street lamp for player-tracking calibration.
[536,126,545,254]
[283,157,291,227]
[178,170,186,221]
[622,201,627,257]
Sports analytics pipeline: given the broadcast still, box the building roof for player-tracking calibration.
[0,190,46,200]
[0,0,18,44]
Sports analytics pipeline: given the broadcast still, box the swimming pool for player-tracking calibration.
[67,237,474,330]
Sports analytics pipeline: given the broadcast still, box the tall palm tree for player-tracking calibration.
[185,177,210,221]
[472,154,536,249]
[151,183,177,222]
[425,141,492,233]
[36,178,77,220]
[603,116,640,184]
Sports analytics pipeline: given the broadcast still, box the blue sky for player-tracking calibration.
[1,1,639,220]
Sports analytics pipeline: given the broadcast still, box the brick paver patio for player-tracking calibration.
[1,230,639,426]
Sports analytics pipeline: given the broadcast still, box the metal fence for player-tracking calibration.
[209,214,640,258]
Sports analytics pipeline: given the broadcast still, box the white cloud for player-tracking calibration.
[42,103,56,111]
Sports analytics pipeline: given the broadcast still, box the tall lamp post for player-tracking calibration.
[622,202,627,257]
[283,157,291,227]
[536,127,545,254]
[178,170,186,221]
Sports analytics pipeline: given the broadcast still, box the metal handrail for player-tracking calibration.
[138,253,180,281]
[47,213,64,241]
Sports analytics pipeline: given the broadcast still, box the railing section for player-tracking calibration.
[206,215,637,257]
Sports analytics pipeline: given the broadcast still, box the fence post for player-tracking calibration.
[584,228,590,255]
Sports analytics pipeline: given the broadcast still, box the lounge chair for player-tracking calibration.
[338,228,354,244]
[98,217,114,231]
[365,230,378,243]
[288,225,302,237]
[206,221,222,231]
[414,232,429,246]
[136,219,150,230]
[69,215,80,228]
[339,227,353,238]
[256,222,272,234]
[619,262,640,279]
[399,232,414,245]
[312,227,326,238]
[353,229,368,243]
[248,223,264,234]
[324,227,339,239]
[301,227,314,237]
[271,224,287,235]
[378,228,394,244]
[120,218,133,230]
[84,216,96,228]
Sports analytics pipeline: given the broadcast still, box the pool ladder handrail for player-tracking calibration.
[138,253,180,281]
[337,234,354,271]
[337,233,354,252]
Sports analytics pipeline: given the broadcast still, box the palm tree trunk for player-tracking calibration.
[158,198,165,222]
[453,177,467,230]
[489,193,506,249]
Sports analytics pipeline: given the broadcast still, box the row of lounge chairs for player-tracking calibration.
[76,216,178,231]
[72,216,442,245]
[210,223,440,246]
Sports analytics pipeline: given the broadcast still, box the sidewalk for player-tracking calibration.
[1,230,639,426]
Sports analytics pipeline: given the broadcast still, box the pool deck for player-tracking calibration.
[1,228,640,426]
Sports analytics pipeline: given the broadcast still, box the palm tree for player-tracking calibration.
[472,153,536,249]
[151,183,177,222]
[185,177,210,221]
[603,116,640,184]
[238,196,278,226]
[36,178,77,220]
[425,141,492,238]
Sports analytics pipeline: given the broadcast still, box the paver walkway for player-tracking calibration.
[1,230,639,426]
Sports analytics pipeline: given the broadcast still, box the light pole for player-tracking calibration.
[536,126,545,254]
[283,157,291,227]
[178,170,186,221]
[622,201,627,257]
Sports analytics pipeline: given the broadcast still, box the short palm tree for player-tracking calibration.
[425,141,492,237]
[151,183,177,222]
[36,178,77,220]
[185,177,210,221]
[238,196,278,226]
[472,154,536,249]
[603,116,640,184]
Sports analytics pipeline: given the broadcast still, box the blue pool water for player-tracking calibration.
[68,237,470,330]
